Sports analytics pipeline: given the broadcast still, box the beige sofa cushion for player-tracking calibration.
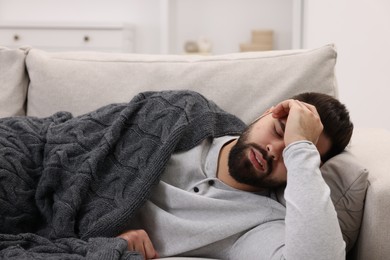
[0,47,28,117]
[25,44,338,123]
[321,150,368,252]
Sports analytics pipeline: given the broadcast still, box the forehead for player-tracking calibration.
[251,111,274,125]
[251,112,284,127]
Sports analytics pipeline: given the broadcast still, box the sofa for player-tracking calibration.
[1,44,389,260]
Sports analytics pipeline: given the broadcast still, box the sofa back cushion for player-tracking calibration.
[0,47,29,117]
[25,44,338,123]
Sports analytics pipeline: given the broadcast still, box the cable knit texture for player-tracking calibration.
[0,90,245,259]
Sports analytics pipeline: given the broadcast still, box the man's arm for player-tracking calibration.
[273,100,345,259]
[282,141,345,259]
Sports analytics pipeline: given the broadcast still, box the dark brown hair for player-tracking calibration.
[293,92,353,162]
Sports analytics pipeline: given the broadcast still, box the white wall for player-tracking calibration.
[0,0,293,54]
[0,0,162,53]
[171,0,292,54]
[303,0,390,130]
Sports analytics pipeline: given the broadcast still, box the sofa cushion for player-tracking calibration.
[321,150,368,252]
[321,151,368,251]
[277,150,368,252]
[25,44,338,123]
[0,46,28,117]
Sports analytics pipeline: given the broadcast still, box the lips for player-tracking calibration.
[249,148,268,173]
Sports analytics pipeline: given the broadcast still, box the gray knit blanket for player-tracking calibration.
[0,90,246,259]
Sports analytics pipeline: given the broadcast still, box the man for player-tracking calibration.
[0,90,352,260]
[118,92,353,259]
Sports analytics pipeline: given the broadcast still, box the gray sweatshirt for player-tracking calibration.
[128,136,345,260]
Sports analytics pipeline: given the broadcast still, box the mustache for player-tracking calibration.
[247,142,273,175]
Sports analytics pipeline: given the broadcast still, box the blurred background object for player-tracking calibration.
[240,29,273,52]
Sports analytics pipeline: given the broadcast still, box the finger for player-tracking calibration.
[143,239,158,259]
[137,230,157,259]
[273,99,319,120]
[134,243,147,260]
[299,101,319,115]
[272,99,298,118]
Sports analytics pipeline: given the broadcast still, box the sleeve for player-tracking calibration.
[228,141,346,260]
[281,141,345,260]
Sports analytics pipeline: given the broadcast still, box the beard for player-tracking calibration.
[228,126,286,189]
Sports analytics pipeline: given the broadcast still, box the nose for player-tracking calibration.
[266,141,285,160]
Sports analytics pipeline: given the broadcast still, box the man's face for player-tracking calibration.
[228,112,331,189]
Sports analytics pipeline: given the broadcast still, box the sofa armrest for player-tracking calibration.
[347,128,390,260]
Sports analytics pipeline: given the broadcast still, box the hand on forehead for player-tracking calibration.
[271,99,318,119]
[271,99,323,146]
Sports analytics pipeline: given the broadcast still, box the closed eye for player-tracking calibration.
[274,127,282,138]
[274,120,285,137]
[279,120,286,134]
